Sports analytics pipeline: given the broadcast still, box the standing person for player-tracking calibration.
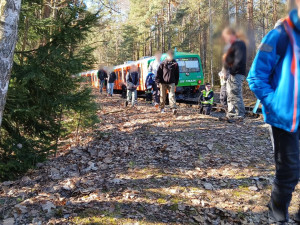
[148,51,162,106]
[156,50,179,115]
[222,28,247,119]
[248,1,300,223]
[107,71,117,97]
[145,72,155,104]
[125,65,140,107]
[199,83,214,115]
[97,68,108,94]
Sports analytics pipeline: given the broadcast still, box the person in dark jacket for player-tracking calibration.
[97,68,108,94]
[156,50,179,115]
[148,51,162,106]
[126,64,140,107]
[199,83,214,115]
[248,1,300,223]
[107,72,117,97]
[222,28,247,119]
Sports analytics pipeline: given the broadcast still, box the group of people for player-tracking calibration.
[97,68,117,97]
[198,27,247,118]
[125,50,179,115]
[96,1,300,223]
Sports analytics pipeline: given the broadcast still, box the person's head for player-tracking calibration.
[297,0,300,9]
[222,27,237,44]
[155,51,162,61]
[131,64,138,72]
[205,83,211,91]
[288,0,300,11]
[166,50,175,61]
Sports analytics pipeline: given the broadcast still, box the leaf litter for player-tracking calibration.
[1,92,300,224]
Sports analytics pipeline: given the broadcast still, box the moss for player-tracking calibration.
[157,198,167,204]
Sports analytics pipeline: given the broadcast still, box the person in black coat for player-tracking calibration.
[125,65,140,107]
[222,27,247,119]
[156,50,179,115]
[107,72,117,97]
[97,68,108,94]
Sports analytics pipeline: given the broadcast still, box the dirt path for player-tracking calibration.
[1,93,300,225]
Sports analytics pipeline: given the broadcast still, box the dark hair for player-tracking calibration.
[205,83,211,86]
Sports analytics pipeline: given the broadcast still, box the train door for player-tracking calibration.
[137,64,142,91]
[94,72,99,88]
[142,61,149,91]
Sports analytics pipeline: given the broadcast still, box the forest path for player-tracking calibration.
[2,92,300,225]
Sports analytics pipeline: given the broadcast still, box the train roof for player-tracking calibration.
[174,51,200,57]
[113,51,200,70]
[114,56,155,70]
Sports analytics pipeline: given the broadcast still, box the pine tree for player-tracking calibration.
[0,3,100,181]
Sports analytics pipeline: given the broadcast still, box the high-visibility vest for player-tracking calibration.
[202,90,214,105]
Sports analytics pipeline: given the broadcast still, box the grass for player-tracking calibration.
[232,185,251,198]
[72,208,168,225]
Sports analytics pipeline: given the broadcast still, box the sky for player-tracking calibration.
[85,0,130,14]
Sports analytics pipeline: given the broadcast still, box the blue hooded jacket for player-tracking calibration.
[247,9,300,132]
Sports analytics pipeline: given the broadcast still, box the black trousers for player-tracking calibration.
[199,105,212,115]
[269,126,300,222]
[146,89,152,102]
[153,83,160,104]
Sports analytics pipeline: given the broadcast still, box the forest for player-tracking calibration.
[88,0,287,85]
[1,0,300,224]
[0,0,289,182]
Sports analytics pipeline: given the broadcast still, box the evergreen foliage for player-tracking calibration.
[89,0,287,83]
[0,2,100,181]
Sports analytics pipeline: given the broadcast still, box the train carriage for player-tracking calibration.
[81,50,204,99]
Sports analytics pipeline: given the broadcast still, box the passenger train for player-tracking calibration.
[80,50,204,98]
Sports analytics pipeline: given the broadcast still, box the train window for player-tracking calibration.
[176,58,200,73]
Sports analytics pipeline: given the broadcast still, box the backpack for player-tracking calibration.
[146,74,155,87]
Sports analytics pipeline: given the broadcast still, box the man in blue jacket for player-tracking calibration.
[248,1,300,223]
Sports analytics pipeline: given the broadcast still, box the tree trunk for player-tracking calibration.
[209,0,214,86]
[223,0,230,26]
[198,6,202,58]
[0,0,22,127]
[167,0,171,50]
[260,0,265,37]
[202,29,207,72]
[273,0,278,26]
[247,0,256,62]
[235,0,239,26]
